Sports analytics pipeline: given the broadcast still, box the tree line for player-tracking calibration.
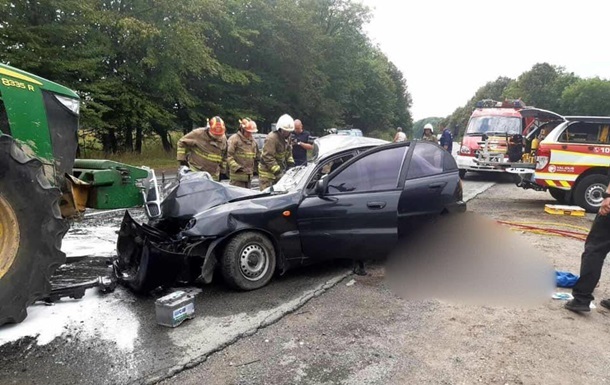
[0,0,413,153]
[427,63,610,139]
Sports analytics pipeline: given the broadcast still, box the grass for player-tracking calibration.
[78,132,181,170]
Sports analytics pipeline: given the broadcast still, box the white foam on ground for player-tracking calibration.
[0,288,140,350]
[61,225,118,258]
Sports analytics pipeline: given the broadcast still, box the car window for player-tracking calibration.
[306,152,356,194]
[327,146,407,194]
[559,123,610,144]
[407,142,444,179]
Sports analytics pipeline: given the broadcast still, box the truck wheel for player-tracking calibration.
[459,169,467,179]
[221,231,276,291]
[0,135,68,325]
[574,174,608,213]
[548,187,568,204]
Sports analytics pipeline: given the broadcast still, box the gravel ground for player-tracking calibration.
[161,183,610,385]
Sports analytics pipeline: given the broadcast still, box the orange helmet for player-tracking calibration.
[240,118,258,133]
[208,116,226,136]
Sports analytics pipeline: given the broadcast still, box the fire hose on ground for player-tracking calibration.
[497,220,590,242]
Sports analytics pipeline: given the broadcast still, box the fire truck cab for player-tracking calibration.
[456,99,564,178]
[517,116,610,212]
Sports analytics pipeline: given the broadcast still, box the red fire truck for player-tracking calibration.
[456,99,564,178]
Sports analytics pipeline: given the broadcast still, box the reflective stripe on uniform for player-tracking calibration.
[259,169,276,179]
[230,172,250,182]
[193,148,223,163]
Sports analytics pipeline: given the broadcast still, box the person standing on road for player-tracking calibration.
[258,114,296,191]
[565,177,610,313]
[176,116,227,181]
[291,119,313,166]
[394,127,407,142]
[227,118,260,189]
[440,126,453,153]
[422,123,436,143]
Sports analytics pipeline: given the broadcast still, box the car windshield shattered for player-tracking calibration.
[466,116,521,135]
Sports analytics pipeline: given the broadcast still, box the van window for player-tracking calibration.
[559,123,610,144]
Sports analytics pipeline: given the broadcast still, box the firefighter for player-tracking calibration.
[422,123,436,143]
[227,118,260,188]
[176,116,228,181]
[258,114,295,191]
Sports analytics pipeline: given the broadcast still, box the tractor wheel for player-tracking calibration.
[574,173,608,213]
[0,135,68,325]
[221,231,276,291]
[548,187,569,204]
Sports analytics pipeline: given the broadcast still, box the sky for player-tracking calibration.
[360,0,610,121]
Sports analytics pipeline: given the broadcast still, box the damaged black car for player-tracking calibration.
[114,135,466,293]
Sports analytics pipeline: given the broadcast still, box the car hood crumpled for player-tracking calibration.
[161,172,260,220]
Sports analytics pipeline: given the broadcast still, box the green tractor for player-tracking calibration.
[0,63,160,325]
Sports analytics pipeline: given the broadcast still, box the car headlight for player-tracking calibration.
[460,146,471,155]
[54,94,80,115]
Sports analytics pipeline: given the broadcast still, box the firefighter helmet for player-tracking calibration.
[276,114,295,132]
[208,116,226,136]
[424,123,433,131]
[240,118,258,133]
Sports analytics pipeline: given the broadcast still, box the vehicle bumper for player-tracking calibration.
[456,155,507,172]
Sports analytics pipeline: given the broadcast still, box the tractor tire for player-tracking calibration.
[221,231,276,291]
[574,173,608,213]
[0,135,68,326]
[548,187,569,204]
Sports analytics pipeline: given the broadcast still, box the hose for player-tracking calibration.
[497,220,589,241]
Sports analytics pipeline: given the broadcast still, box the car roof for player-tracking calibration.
[564,116,610,124]
[313,135,388,161]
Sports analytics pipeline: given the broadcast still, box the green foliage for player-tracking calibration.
[0,0,413,154]
[561,77,610,116]
[502,63,578,112]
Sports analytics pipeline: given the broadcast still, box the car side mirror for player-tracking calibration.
[315,178,326,197]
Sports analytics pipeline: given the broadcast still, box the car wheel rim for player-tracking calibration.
[239,243,268,281]
[585,183,606,207]
[0,195,20,280]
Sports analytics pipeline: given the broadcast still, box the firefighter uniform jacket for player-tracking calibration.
[258,131,294,180]
[176,128,227,181]
[227,131,259,182]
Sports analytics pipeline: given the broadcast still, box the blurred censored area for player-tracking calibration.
[386,212,555,308]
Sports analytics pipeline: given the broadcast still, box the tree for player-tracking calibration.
[502,63,578,112]
[561,77,610,116]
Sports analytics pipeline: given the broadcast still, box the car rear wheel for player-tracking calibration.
[221,231,276,290]
[548,187,569,204]
[574,174,608,213]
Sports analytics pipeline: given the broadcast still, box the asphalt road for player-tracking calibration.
[0,176,499,385]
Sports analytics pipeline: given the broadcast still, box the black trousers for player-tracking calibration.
[572,214,610,303]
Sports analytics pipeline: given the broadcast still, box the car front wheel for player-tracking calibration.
[574,173,608,213]
[221,231,276,290]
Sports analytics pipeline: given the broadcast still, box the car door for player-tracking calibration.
[398,141,459,237]
[297,144,409,261]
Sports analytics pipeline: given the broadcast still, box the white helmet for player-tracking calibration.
[276,114,295,132]
[424,123,434,131]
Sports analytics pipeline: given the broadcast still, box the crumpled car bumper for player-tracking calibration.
[114,211,202,292]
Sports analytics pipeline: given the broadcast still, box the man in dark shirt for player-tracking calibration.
[291,119,313,166]
[440,126,453,153]
[565,169,610,312]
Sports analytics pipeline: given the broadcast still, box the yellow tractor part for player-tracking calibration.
[0,194,20,280]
